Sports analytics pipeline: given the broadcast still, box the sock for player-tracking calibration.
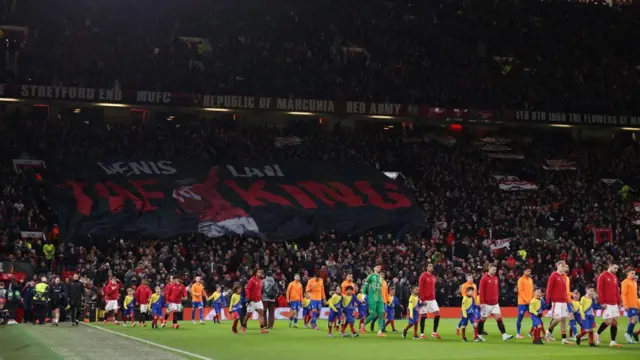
[548,322,556,334]
[462,327,466,338]
[377,314,385,332]
[627,322,635,335]
[516,312,524,334]
[570,322,576,337]
[350,323,356,334]
[113,311,118,323]
[420,317,426,334]
[191,308,195,320]
[588,332,594,344]
[433,315,440,333]
[473,325,479,338]
[497,319,506,335]
[561,331,566,340]
[341,323,347,333]
[635,329,640,336]
[328,321,333,334]
[173,315,178,325]
[312,311,318,327]
[294,316,298,324]
[597,323,608,335]
[611,324,617,341]
[413,324,418,337]
[164,312,170,321]
[391,320,396,331]
[199,308,203,320]
[232,319,238,331]
[577,329,587,339]
[540,325,546,335]
[478,319,485,334]
[359,318,365,328]
[384,320,391,330]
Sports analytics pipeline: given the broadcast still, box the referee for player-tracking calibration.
[68,273,84,326]
[33,276,50,325]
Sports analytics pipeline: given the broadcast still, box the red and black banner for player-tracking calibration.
[50,160,425,243]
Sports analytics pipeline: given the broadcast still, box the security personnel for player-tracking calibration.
[34,276,50,325]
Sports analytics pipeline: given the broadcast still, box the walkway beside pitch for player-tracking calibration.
[16,323,196,360]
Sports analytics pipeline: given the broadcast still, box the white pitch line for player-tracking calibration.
[83,322,215,360]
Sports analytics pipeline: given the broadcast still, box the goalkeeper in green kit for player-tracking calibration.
[360,264,386,337]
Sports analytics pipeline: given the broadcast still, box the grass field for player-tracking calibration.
[87,318,640,360]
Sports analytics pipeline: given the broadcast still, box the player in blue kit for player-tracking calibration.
[575,285,600,347]
[383,287,400,332]
[402,287,421,340]
[122,288,136,327]
[327,286,343,337]
[529,288,545,345]
[460,287,482,342]
[339,285,359,337]
[356,290,368,331]
[149,286,165,329]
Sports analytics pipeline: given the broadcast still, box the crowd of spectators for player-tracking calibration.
[0,0,639,113]
[1,0,640,322]
[1,112,640,319]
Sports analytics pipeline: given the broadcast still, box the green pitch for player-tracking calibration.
[91,318,640,360]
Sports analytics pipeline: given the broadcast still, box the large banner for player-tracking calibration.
[50,160,425,242]
[493,175,538,191]
[543,159,577,171]
[3,83,640,125]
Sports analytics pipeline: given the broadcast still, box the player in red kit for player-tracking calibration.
[173,167,259,237]
[243,268,268,334]
[545,261,572,344]
[596,263,622,347]
[135,279,153,327]
[418,263,441,339]
[164,277,187,329]
[479,264,514,341]
[103,278,121,325]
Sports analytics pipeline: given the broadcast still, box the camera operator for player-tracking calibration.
[33,276,50,325]
[68,273,84,326]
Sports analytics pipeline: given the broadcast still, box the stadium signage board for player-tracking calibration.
[50,160,425,243]
[2,83,640,125]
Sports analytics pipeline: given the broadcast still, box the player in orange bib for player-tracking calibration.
[190,276,207,324]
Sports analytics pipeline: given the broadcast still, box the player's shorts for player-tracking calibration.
[151,306,163,317]
[289,301,301,311]
[386,309,395,320]
[51,301,60,310]
[328,310,340,322]
[192,301,203,309]
[247,301,264,313]
[310,300,323,310]
[167,303,183,313]
[582,316,595,329]
[357,306,367,318]
[419,300,440,315]
[601,304,619,320]
[302,307,310,317]
[139,304,149,314]
[480,304,501,318]
[105,300,119,311]
[573,313,583,325]
[626,308,638,318]
[123,307,134,316]
[343,310,355,323]
[550,302,569,319]
[459,313,477,327]
[517,304,529,316]
[408,310,419,325]
[530,314,543,327]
